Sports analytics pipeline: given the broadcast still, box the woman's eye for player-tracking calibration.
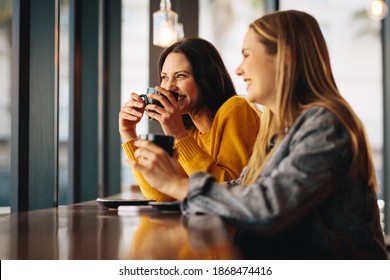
[161,76,169,81]
[176,74,187,79]
[242,51,249,58]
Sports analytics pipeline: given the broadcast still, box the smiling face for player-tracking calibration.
[160,52,200,115]
[236,28,277,112]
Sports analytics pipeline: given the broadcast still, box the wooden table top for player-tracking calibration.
[0,193,239,260]
[1,189,388,260]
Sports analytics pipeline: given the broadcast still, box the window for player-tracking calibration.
[0,0,12,213]
[199,0,266,96]
[59,0,70,205]
[121,0,150,191]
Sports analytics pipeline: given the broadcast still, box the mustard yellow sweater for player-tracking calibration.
[122,96,260,201]
[128,216,236,259]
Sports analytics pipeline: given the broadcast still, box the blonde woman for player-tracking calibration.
[131,10,387,259]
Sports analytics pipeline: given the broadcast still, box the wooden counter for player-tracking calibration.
[0,195,238,260]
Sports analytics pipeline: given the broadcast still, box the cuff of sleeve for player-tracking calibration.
[181,172,215,214]
[175,136,204,165]
[122,139,137,161]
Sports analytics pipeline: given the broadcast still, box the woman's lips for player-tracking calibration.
[244,78,251,91]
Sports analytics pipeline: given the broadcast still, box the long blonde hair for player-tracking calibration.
[241,10,377,190]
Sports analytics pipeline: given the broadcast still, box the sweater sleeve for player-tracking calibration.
[122,140,177,202]
[176,97,260,182]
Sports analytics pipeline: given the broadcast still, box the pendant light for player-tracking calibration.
[368,0,388,20]
[153,0,184,48]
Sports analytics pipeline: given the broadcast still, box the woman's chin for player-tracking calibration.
[178,101,190,114]
[246,93,257,103]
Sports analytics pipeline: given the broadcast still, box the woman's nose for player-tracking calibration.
[167,81,178,91]
[161,78,177,91]
[236,65,243,76]
[169,84,178,91]
[236,62,244,76]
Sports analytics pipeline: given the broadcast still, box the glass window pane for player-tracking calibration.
[199,0,266,96]
[0,0,12,214]
[59,0,70,205]
[121,0,149,191]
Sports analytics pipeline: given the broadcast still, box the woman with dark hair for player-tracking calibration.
[130,11,387,259]
[119,37,261,201]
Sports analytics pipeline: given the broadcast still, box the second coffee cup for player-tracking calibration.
[138,134,175,157]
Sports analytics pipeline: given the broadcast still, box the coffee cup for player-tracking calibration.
[138,134,175,157]
[140,87,179,108]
